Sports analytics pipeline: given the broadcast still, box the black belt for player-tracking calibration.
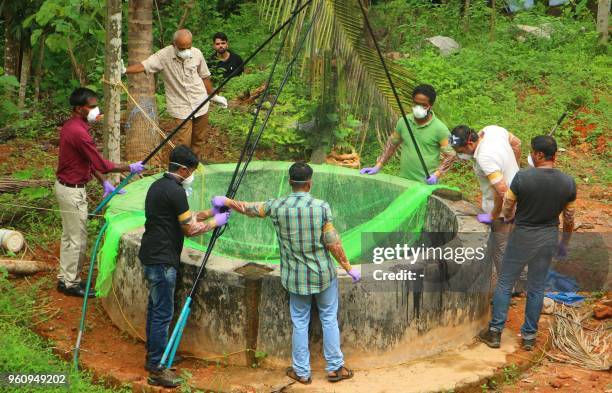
[58,179,86,188]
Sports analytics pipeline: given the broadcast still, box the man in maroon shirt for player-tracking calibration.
[55,87,145,297]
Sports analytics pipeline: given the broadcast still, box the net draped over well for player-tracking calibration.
[95,161,450,296]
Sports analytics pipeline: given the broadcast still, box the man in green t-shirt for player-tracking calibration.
[360,84,454,183]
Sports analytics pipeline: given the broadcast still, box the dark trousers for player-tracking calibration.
[489,226,558,339]
[144,264,177,370]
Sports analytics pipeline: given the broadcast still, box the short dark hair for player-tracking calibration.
[69,87,97,107]
[289,162,313,183]
[450,125,479,147]
[531,135,557,160]
[213,32,228,42]
[168,145,199,171]
[412,84,437,105]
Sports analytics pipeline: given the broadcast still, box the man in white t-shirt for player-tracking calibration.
[449,125,524,288]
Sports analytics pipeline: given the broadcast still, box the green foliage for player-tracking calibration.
[0,270,126,392]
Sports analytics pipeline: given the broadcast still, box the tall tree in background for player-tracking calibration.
[126,0,160,164]
[597,0,610,45]
[103,0,122,182]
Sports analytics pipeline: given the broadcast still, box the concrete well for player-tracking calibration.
[100,162,491,369]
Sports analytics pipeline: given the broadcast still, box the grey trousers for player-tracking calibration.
[54,181,88,288]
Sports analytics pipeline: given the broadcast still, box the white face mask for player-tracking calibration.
[168,162,195,195]
[176,48,193,59]
[527,154,535,167]
[87,106,101,123]
[412,105,429,119]
[457,153,473,160]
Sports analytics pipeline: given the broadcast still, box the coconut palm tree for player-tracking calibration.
[260,0,419,155]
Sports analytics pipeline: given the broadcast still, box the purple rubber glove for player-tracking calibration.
[360,166,380,175]
[555,242,568,260]
[425,174,438,185]
[211,196,227,209]
[214,211,230,227]
[102,180,126,198]
[211,205,221,215]
[477,213,493,224]
[129,161,145,174]
[347,268,361,283]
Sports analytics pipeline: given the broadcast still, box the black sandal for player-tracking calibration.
[286,367,312,385]
[328,366,354,382]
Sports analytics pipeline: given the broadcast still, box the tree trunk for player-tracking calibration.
[104,0,123,183]
[463,0,471,32]
[33,33,47,104]
[18,44,32,109]
[489,0,496,42]
[127,0,160,164]
[3,10,20,78]
[597,0,610,45]
[66,37,87,85]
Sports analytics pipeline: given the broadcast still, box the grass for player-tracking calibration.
[0,270,126,393]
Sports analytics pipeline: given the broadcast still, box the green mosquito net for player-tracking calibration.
[95,161,451,296]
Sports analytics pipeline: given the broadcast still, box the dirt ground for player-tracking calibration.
[1,124,610,392]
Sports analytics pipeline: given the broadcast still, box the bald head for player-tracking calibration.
[173,29,193,50]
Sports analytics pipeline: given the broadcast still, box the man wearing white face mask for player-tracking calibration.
[125,29,228,160]
[360,84,452,183]
[139,145,229,388]
[449,125,524,289]
[55,87,145,297]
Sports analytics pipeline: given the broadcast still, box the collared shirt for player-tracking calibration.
[142,45,212,120]
[139,173,192,267]
[208,51,244,80]
[393,112,450,181]
[263,192,336,295]
[473,125,519,213]
[56,116,115,185]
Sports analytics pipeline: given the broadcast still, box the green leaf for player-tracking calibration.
[13,169,34,180]
[19,187,51,201]
[0,75,20,88]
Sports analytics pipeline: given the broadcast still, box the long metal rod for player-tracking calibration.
[356,0,429,178]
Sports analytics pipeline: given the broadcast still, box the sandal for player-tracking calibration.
[286,367,312,385]
[328,366,354,382]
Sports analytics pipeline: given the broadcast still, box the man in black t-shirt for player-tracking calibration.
[139,145,229,388]
[479,136,576,352]
[208,32,244,81]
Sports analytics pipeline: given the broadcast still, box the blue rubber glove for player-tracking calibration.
[348,268,361,283]
[211,196,227,209]
[555,242,568,260]
[360,166,380,175]
[425,174,438,185]
[477,213,493,224]
[102,180,126,198]
[129,161,145,174]
[214,211,230,227]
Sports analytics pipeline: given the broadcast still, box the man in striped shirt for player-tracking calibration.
[212,162,360,384]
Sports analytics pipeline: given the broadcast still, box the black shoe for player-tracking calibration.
[478,328,501,349]
[522,337,536,351]
[148,368,181,388]
[57,282,95,298]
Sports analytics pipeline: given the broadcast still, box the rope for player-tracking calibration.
[356,0,430,179]
[101,77,176,149]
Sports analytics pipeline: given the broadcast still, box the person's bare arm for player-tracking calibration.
[501,188,517,222]
[196,209,214,221]
[434,139,457,178]
[561,201,576,245]
[375,131,402,169]
[222,198,267,218]
[92,170,106,185]
[508,132,522,165]
[178,211,218,237]
[322,222,352,273]
[125,63,145,74]
[488,173,508,219]
[203,77,214,95]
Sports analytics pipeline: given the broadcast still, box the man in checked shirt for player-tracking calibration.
[212,162,360,384]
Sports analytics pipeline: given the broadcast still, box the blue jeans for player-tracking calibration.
[489,226,557,340]
[144,264,177,370]
[289,278,344,378]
